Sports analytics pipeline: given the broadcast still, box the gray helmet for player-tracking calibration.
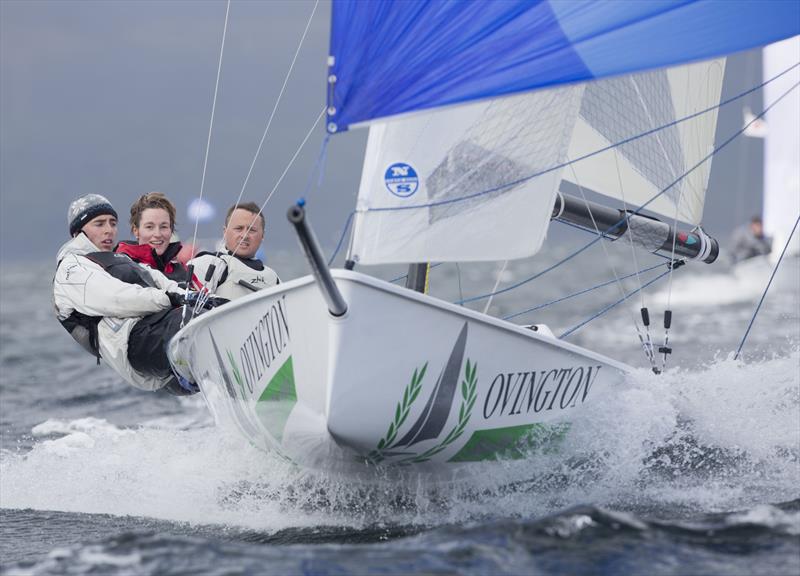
[67,194,118,237]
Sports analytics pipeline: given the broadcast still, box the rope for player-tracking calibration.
[483,260,509,314]
[455,80,800,307]
[301,134,331,203]
[560,265,680,339]
[502,261,667,321]
[228,106,327,259]
[230,0,320,213]
[567,160,658,369]
[327,210,355,266]
[613,149,649,299]
[734,214,800,360]
[455,263,464,304]
[184,0,230,327]
[190,0,230,250]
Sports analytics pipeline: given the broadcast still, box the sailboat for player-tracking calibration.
[168,1,799,475]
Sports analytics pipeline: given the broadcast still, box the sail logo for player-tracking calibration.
[384,162,419,197]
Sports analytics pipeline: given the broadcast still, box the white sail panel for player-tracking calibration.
[564,59,726,226]
[349,85,584,265]
[763,36,800,256]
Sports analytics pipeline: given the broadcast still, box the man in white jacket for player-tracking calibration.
[54,194,198,395]
[190,202,279,300]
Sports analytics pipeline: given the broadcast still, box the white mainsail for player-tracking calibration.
[762,35,800,257]
[349,59,725,265]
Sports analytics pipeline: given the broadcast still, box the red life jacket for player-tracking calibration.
[115,241,201,289]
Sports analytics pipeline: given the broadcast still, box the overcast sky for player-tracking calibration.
[0,0,765,264]
[1,0,368,263]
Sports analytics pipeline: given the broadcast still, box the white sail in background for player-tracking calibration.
[564,58,726,226]
[349,85,584,265]
[762,36,800,257]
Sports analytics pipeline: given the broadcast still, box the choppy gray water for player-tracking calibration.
[1,241,799,575]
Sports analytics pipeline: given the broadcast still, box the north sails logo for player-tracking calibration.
[384,162,419,198]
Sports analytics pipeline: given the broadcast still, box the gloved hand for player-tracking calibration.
[204,296,229,309]
[168,291,228,310]
[177,375,200,394]
[167,291,185,308]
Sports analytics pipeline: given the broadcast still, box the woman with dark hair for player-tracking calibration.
[116,192,199,288]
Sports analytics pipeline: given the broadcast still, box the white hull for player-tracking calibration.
[168,271,630,475]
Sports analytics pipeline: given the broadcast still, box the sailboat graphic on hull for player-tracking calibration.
[391,323,468,449]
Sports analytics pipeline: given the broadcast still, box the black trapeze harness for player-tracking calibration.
[57,252,157,363]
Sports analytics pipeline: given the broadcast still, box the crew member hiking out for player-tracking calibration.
[53,194,210,396]
[190,202,280,300]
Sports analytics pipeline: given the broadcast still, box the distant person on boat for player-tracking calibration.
[115,191,199,288]
[189,202,280,300]
[729,216,772,263]
[54,194,206,396]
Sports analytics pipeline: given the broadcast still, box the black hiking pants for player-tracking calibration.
[127,308,193,396]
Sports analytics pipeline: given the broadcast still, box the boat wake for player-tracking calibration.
[649,255,799,307]
[1,351,797,531]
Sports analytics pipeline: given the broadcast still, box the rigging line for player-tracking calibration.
[455,263,464,305]
[231,0,320,212]
[229,106,327,259]
[203,0,320,289]
[454,80,800,306]
[659,65,700,370]
[613,149,648,304]
[183,0,230,327]
[327,209,354,266]
[661,150,689,372]
[483,260,509,314]
[734,214,800,361]
[190,0,231,251]
[503,261,667,321]
[568,161,658,368]
[361,62,799,216]
[300,134,331,201]
[560,266,678,339]
[554,218,669,258]
[630,76,682,187]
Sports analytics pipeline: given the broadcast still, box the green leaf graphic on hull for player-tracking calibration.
[368,362,427,464]
[449,422,570,462]
[401,358,477,464]
[225,349,297,443]
[226,349,247,397]
[369,323,479,465]
[255,356,297,443]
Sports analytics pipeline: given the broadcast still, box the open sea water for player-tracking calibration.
[1,241,799,575]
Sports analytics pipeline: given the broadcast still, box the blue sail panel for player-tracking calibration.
[327,0,799,133]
